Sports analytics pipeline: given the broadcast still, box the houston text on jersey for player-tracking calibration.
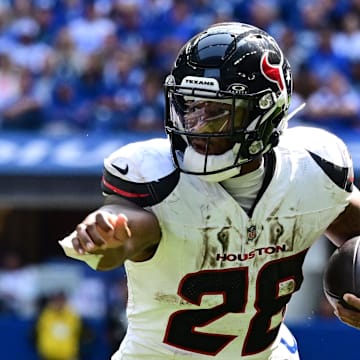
[216,244,288,262]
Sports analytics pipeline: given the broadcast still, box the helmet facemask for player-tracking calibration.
[165,79,286,182]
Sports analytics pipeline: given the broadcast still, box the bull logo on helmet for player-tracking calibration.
[260,52,285,92]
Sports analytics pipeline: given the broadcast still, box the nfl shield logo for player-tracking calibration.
[247,225,257,241]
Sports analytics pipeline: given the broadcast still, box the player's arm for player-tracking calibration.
[66,195,161,271]
[60,139,176,270]
[300,128,360,325]
[325,188,360,326]
[325,188,360,247]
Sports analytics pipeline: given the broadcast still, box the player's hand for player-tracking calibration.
[334,293,360,329]
[72,211,131,254]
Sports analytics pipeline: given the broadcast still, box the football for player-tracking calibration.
[323,236,360,311]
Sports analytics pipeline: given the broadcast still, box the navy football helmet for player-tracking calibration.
[164,22,293,181]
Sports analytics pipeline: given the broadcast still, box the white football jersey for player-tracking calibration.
[101,126,354,359]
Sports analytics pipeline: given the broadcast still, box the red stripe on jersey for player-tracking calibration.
[102,176,150,198]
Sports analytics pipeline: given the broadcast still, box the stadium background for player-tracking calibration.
[0,0,360,359]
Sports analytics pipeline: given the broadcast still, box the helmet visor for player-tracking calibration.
[171,94,250,137]
[183,99,249,134]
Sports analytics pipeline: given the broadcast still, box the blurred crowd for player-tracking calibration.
[0,0,360,135]
[0,1,359,358]
[0,250,127,359]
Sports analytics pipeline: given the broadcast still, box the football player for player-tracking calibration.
[60,22,360,359]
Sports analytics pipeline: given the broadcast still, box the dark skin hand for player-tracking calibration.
[71,196,161,270]
[335,294,360,329]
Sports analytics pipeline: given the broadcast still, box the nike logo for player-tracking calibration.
[113,164,129,175]
[280,336,298,354]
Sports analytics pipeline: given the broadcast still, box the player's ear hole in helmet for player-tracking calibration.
[164,22,295,182]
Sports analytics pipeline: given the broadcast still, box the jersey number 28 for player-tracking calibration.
[163,252,305,356]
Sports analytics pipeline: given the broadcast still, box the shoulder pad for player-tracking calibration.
[104,138,174,182]
[102,138,180,206]
[282,126,354,192]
